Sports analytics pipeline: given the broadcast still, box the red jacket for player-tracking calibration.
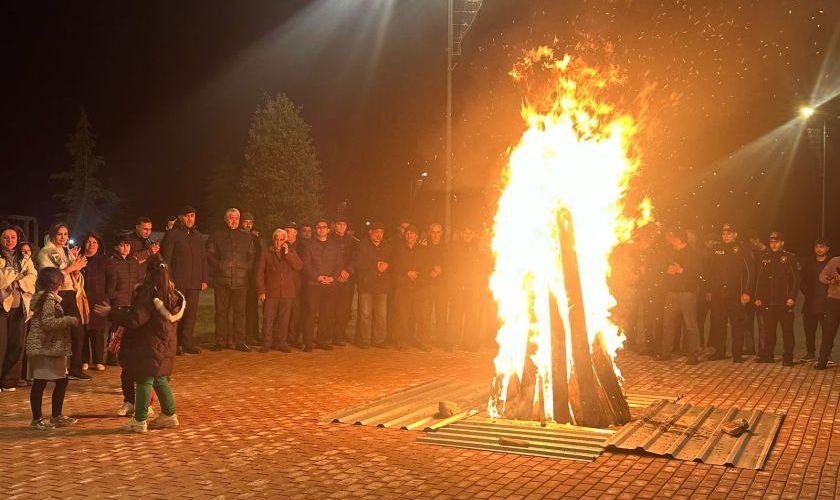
[256,246,304,299]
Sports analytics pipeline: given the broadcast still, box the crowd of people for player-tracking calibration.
[613,223,840,369]
[0,206,500,432]
[3,208,839,433]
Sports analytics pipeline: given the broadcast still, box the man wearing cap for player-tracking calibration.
[391,224,431,351]
[206,208,255,352]
[301,219,342,351]
[799,238,832,362]
[329,216,359,346]
[817,252,840,369]
[704,223,754,362]
[753,231,800,365]
[160,205,209,354]
[354,221,391,348]
[240,212,262,346]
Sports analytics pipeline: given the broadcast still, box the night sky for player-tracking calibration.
[2,0,839,254]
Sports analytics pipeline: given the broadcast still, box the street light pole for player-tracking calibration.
[800,105,828,238]
[445,0,453,242]
[821,117,827,238]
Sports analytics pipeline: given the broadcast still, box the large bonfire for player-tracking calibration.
[488,47,651,428]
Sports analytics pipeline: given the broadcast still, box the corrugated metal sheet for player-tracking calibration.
[607,400,784,470]
[329,379,485,430]
[625,390,682,408]
[418,418,614,461]
[329,379,681,431]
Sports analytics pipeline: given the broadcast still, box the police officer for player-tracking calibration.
[705,223,754,362]
[753,231,800,366]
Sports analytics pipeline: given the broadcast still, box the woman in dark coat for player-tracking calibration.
[93,254,184,433]
[80,232,109,370]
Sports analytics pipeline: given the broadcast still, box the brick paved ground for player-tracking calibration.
[1,342,838,499]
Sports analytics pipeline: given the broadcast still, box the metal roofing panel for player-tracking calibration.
[607,400,784,469]
[418,418,614,462]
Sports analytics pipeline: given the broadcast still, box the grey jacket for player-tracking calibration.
[26,291,78,357]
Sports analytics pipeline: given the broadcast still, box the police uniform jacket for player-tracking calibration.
[705,241,755,298]
[753,249,800,306]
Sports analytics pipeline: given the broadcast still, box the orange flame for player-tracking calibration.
[488,48,651,421]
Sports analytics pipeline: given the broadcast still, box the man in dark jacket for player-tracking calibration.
[127,216,160,275]
[241,212,262,346]
[705,223,754,362]
[425,222,448,346]
[391,224,431,351]
[160,205,208,354]
[206,208,255,352]
[301,219,342,351]
[354,221,391,348]
[753,231,800,365]
[799,238,831,362]
[658,229,702,364]
[329,216,358,345]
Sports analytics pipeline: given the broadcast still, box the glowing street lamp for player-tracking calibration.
[800,105,827,237]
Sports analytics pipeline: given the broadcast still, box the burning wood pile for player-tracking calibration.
[488,47,651,428]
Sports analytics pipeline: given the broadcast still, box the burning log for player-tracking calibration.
[557,209,630,427]
[549,289,571,424]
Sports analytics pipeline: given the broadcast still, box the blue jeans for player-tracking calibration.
[358,292,387,345]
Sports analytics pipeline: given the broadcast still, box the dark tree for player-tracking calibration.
[52,107,119,237]
[241,93,322,231]
[205,157,244,221]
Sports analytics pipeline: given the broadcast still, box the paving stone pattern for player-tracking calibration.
[1,347,837,499]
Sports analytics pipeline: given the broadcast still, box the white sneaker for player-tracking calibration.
[81,363,89,371]
[117,401,135,416]
[122,418,147,433]
[148,413,180,430]
[95,364,105,371]
[2,387,15,392]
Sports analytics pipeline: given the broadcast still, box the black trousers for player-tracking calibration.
[214,285,246,346]
[57,290,85,373]
[177,288,201,350]
[802,310,831,355]
[304,283,336,347]
[245,284,260,344]
[82,327,107,365]
[0,306,26,387]
[709,294,745,359]
[819,298,840,362]
[757,305,795,362]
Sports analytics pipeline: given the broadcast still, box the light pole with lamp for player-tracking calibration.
[800,105,827,238]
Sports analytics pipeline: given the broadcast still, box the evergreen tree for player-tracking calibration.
[52,107,119,237]
[205,157,244,221]
[242,93,322,231]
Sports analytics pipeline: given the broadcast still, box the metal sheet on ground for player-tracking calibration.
[417,417,614,462]
[607,400,784,469]
[328,379,682,432]
[327,379,486,430]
